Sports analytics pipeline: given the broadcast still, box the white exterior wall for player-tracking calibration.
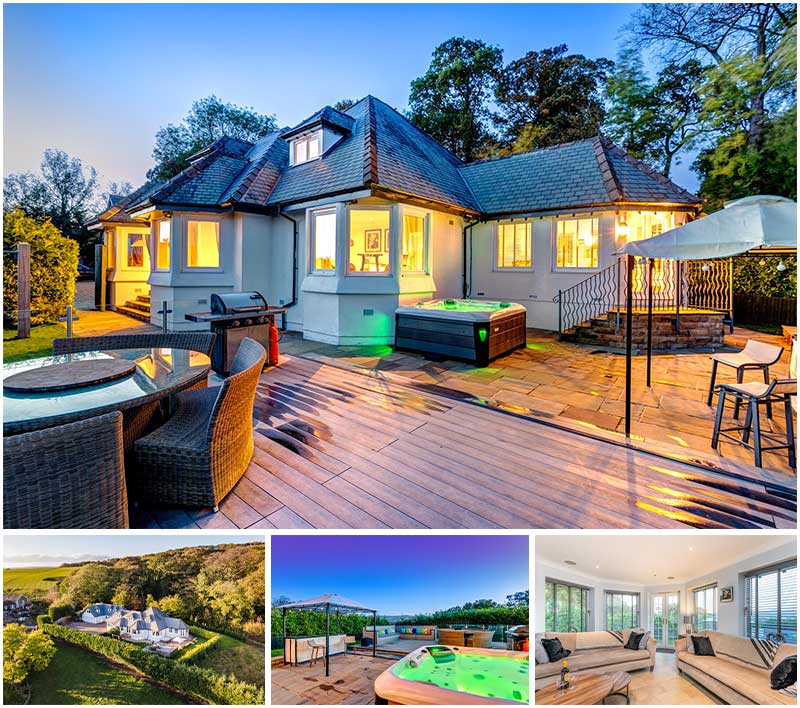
[104,224,151,308]
[82,611,105,624]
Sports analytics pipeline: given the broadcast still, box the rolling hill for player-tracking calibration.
[4,566,76,600]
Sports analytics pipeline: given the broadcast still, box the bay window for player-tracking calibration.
[127,233,148,268]
[545,579,589,632]
[186,220,220,268]
[401,214,426,273]
[310,209,337,272]
[496,222,531,269]
[348,208,391,275]
[555,217,598,269]
[745,560,797,643]
[605,591,640,630]
[155,220,171,270]
[693,584,717,631]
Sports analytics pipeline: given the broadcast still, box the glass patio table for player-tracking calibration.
[2,348,211,436]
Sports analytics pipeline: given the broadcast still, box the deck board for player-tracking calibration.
[137,354,797,529]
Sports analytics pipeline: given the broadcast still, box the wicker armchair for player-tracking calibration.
[133,337,266,510]
[52,332,216,451]
[4,411,129,529]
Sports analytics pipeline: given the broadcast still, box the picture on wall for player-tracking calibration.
[719,586,734,603]
[365,229,382,252]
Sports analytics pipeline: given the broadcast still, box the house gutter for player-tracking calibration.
[462,219,480,299]
[279,209,299,330]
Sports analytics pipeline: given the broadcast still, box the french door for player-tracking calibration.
[651,592,680,649]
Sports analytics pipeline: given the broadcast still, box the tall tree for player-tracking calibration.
[149,95,277,180]
[3,625,56,687]
[494,45,612,152]
[605,50,705,177]
[333,98,358,112]
[408,37,503,161]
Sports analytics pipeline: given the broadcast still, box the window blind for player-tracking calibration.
[745,560,797,643]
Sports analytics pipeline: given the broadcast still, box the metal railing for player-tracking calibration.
[554,261,622,334]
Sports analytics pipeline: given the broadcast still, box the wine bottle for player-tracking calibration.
[560,658,570,689]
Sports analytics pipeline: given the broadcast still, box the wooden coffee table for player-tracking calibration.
[536,672,631,705]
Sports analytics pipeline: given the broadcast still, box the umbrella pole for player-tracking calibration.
[372,611,376,658]
[625,254,634,437]
[325,604,330,677]
[282,608,287,665]
[647,258,654,387]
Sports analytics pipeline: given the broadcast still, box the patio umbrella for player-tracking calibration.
[614,195,797,438]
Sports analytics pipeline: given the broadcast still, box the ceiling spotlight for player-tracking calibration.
[688,546,694,552]
[777,260,787,272]
[667,576,675,580]
[595,565,600,569]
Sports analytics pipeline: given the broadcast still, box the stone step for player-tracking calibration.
[116,305,151,323]
[123,299,150,314]
[136,294,151,304]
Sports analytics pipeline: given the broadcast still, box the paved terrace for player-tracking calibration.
[134,329,796,530]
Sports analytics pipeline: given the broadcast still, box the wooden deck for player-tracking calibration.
[271,653,390,705]
[134,355,796,530]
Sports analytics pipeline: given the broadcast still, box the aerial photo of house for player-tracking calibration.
[2,535,265,705]
[271,535,530,705]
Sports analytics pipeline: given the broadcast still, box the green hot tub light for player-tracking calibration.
[478,327,488,342]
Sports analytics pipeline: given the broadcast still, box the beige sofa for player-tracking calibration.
[535,630,656,690]
[676,630,796,705]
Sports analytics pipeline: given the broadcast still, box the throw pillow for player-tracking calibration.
[625,631,644,650]
[770,655,797,691]
[637,630,650,650]
[686,634,695,654]
[534,634,550,665]
[691,635,715,656]
[541,637,571,663]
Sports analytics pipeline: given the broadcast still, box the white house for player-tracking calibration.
[106,606,189,642]
[81,603,125,624]
[92,96,701,343]
[3,594,30,611]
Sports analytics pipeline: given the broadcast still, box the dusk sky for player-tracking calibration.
[4,535,262,567]
[271,535,529,615]
[3,4,700,192]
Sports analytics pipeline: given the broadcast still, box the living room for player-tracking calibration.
[535,534,796,705]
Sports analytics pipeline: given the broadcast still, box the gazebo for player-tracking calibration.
[277,593,377,677]
[616,195,797,436]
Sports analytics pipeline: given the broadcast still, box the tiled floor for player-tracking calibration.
[618,651,717,705]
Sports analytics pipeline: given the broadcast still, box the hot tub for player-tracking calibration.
[394,300,527,366]
[374,645,529,705]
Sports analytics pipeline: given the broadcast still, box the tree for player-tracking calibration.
[505,591,529,607]
[48,601,74,622]
[494,45,612,152]
[605,50,706,177]
[149,95,277,180]
[152,594,189,620]
[60,563,119,609]
[111,584,141,610]
[3,624,56,686]
[408,37,503,161]
[333,98,358,112]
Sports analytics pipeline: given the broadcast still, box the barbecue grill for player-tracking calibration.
[185,291,286,375]
[506,625,528,651]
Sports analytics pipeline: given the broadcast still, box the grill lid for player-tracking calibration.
[210,291,268,315]
[507,625,529,636]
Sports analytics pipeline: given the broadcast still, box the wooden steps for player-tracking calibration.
[116,293,150,323]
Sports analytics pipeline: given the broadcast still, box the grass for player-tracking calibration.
[737,321,784,335]
[271,648,284,657]
[3,323,65,363]
[28,642,186,705]
[191,634,265,689]
[3,566,75,601]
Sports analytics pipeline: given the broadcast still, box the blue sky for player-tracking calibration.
[271,535,529,615]
[3,535,262,567]
[3,3,700,191]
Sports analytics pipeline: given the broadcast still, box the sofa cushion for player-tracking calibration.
[534,634,550,665]
[536,647,651,678]
[541,637,570,662]
[771,655,797,690]
[625,632,644,650]
[692,635,715,656]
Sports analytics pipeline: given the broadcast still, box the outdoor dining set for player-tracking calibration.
[2,332,266,529]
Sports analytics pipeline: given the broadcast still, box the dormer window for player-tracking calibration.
[292,131,321,165]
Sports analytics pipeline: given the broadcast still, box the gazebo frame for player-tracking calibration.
[278,594,377,677]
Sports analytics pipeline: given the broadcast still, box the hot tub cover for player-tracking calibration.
[396,299,527,323]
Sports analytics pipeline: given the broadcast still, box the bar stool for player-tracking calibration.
[308,639,325,665]
[711,341,797,469]
[706,340,785,419]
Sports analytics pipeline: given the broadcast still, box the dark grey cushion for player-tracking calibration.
[771,655,796,691]
[691,635,715,656]
[625,631,644,650]
[541,637,571,662]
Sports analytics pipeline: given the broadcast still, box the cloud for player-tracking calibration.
[4,553,111,567]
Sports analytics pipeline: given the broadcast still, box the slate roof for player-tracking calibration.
[83,603,125,617]
[111,96,699,222]
[91,181,164,226]
[108,606,188,633]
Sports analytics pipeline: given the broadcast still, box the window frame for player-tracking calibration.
[400,208,430,276]
[604,590,641,631]
[692,583,718,632]
[744,558,797,642]
[308,207,338,275]
[105,230,115,270]
[346,205,393,277]
[154,219,171,272]
[544,578,589,633]
[292,130,322,166]
[552,216,600,272]
[182,217,222,272]
[124,231,150,270]
[493,221,533,272]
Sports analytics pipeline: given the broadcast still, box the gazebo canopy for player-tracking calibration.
[617,195,797,261]
[277,593,376,613]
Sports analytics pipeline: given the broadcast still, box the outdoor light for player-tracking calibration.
[777,260,787,272]
[759,258,767,266]
[701,263,710,272]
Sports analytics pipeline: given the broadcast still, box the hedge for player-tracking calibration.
[271,608,388,638]
[37,615,52,627]
[41,622,264,705]
[173,626,222,663]
[48,601,74,622]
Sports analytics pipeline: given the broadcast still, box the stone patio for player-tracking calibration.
[278,327,795,476]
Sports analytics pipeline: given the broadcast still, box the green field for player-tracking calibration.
[191,634,265,688]
[27,642,187,705]
[3,566,75,600]
[3,323,66,363]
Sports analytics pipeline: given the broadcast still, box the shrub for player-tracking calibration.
[41,623,264,705]
[174,626,222,663]
[48,601,74,623]
[36,615,52,628]
[3,209,79,326]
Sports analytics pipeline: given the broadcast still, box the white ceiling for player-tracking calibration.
[536,534,794,585]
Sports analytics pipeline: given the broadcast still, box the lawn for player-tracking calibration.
[191,634,265,689]
[3,566,75,601]
[28,642,187,705]
[3,323,65,363]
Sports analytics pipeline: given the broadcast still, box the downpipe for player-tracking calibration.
[279,210,299,331]
[462,220,479,299]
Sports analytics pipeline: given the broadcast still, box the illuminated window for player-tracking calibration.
[556,217,599,269]
[106,230,115,269]
[311,209,336,272]
[496,222,531,269]
[626,212,675,242]
[348,208,391,275]
[127,233,149,268]
[293,132,321,165]
[401,215,426,273]
[156,220,171,270]
[186,221,220,268]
